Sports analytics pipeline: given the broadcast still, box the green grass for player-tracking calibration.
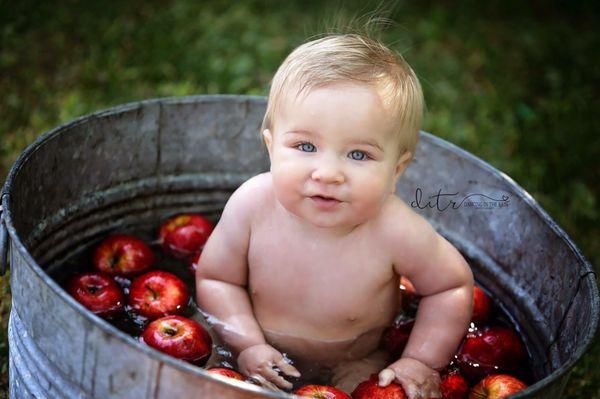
[0,1,598,397]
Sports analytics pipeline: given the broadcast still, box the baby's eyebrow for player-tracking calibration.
[352,139,383,151]
[284,129,315,136]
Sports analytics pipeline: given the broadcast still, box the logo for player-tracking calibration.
[411,188,510,212]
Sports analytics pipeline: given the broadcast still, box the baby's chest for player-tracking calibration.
[247,229,395,315]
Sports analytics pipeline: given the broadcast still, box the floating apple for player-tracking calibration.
[457,326,525,382]
[141,315,212,364]
[440,369,469,399]
[68,272,124,318]
[380,315,415,359]
[128,270,190,319]
[469,374,527,399]
[351,374,406,399]
[207,367,246,381]
[93,234,154,277]
[159,214,213,259]
[295,384,351,399]
[472,286,492,325]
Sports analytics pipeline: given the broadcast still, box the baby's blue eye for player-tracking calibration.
[297,143,316,152]
[349,150,368,161]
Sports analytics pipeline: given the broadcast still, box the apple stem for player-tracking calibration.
[146,284,158,300]
[163,326,178,336]
[87,285,99,294]
[109,255,119,268]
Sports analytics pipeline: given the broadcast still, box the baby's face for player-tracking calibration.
[263,82,411,232]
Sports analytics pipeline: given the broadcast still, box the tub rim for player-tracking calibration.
[1,94,597,398]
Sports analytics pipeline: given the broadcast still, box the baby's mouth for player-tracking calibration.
[310,195,342,205]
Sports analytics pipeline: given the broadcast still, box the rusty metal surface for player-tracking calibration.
[2,95,598,398]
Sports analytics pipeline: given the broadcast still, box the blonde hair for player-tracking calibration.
[261,33,424,155]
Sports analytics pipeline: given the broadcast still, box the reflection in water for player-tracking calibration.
[201,309,390,391]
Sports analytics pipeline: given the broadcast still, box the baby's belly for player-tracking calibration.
[263,325,386,368]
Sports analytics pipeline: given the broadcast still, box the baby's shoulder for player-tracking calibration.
[234,172,274,201]
[375,196,437,243]
[224,172,275,221]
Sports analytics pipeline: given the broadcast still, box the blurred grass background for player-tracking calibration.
[0,0,597,397]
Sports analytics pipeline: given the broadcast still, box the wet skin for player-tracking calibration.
[196,82,473,398]
[249,179,399,366]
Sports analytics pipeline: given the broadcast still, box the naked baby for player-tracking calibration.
[196,34,473,399]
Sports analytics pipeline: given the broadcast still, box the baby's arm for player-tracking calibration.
[195,182,299,389]
[379,207,474,398]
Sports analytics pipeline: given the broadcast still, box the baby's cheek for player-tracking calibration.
[352,177,390,212]
[271,163,305,204]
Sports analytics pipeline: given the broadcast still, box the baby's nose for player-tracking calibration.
[311,164,345,184]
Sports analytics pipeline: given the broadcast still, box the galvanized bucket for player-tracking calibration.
[1,95,597,398]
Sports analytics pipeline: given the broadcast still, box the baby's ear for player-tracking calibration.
[393,150,413,181]
[262,129,273,156]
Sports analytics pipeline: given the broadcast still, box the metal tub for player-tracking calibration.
[1,95,597,398]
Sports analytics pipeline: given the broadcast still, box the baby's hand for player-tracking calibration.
[237,344,301,391]
[378,357,441,399]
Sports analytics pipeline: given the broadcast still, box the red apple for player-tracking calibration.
[141,315,212,363]
[472,286,492,325]
[469,374,527,399]
[439,369,469,399]
[67,272,124,318]
[352,374,407,399]
[295,384,351,399]
[399,276,420,311]
[380,315,415,359]
[128,270,190,319]
[189,250,202,275]
[457,326,525,381]
[207,367,246,381]
[93,235,154,277]
[159,214,213,259]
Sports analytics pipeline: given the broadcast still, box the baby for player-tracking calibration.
[196,34,473,399]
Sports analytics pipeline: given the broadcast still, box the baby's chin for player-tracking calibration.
[275,196,378,232]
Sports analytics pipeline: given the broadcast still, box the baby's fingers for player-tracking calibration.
[378,368,396,387]
[421,378,441,398]
[275,357,301,378]
[395,377,420,399]
[397,377,440,399]
[250,374,285,392]
[261,366,294,390]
